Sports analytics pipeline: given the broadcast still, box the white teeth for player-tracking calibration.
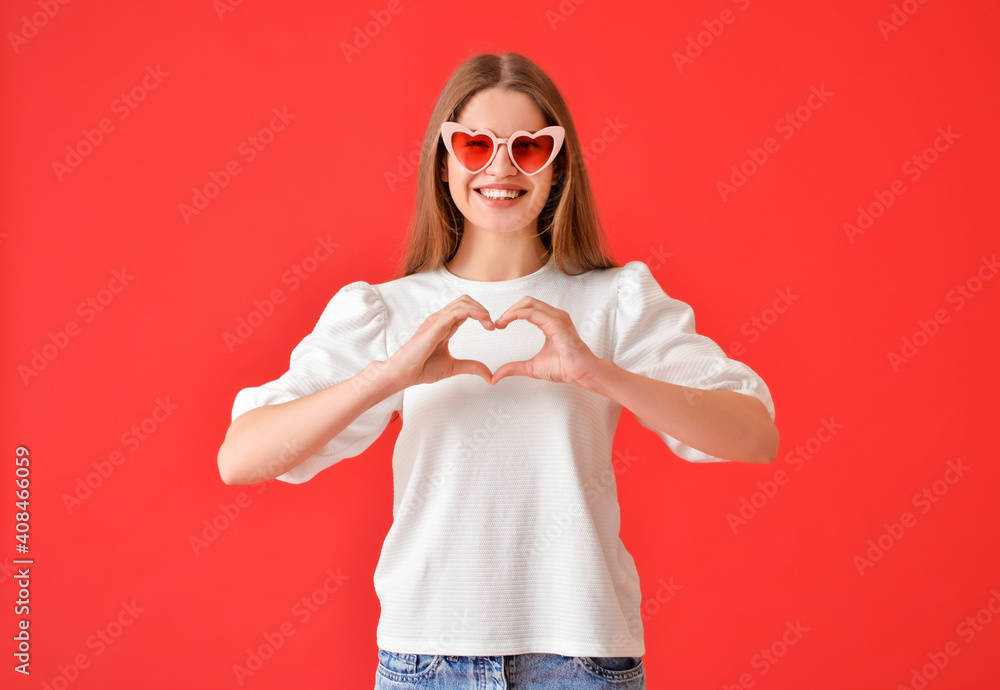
[478,188,522,199]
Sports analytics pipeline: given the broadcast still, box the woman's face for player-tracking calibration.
[440,87,559,239]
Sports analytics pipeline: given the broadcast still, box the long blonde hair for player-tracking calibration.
[393,52,620,279]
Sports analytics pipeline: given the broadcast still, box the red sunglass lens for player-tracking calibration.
[511,134,555,173]
[451,132,495,172]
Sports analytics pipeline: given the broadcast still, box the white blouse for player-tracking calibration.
[231,255,775,657]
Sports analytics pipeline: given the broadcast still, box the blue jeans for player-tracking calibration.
[374,648,646,689]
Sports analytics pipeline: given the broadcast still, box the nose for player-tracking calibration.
[484,143,517,177]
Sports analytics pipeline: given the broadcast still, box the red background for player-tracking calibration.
[2,0,999,688]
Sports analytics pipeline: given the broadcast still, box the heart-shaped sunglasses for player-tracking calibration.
[440,122,566,177]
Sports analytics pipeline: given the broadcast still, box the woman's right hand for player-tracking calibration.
[386,295,497,388]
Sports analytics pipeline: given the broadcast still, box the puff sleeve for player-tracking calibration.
[611,261,775,462]
[230,281,402,483]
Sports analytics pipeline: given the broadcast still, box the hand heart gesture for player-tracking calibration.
[490,296,599,387]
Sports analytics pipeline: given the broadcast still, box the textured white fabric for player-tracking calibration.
[231,255,775,656]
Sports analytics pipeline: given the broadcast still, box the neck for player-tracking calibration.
[445,230,549,281]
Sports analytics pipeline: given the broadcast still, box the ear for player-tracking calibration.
[439,155,449,183]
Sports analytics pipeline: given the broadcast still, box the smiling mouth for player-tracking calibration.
[475,188,527,199]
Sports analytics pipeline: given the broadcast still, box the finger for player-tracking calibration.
[447,296,496,329]
[430,307,493,343]
[495,305,561,334]
[458,306,495,331]
[466,299,496,327]
[474,311,496,330]
[495,296,555,319]
[491,360,531,385]
[495,297,561,327]
[444,317,463,339]
[452,359,494,384]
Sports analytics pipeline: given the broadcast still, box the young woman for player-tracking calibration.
[218,52,778,689]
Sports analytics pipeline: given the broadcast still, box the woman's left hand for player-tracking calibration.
[490,297,601,388]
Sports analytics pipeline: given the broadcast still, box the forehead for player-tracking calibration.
[456,88,547,136]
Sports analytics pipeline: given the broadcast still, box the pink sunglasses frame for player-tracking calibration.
[440,121,566,177]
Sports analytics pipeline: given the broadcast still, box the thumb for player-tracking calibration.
[491,360,530,385]
[451,358,494,385]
